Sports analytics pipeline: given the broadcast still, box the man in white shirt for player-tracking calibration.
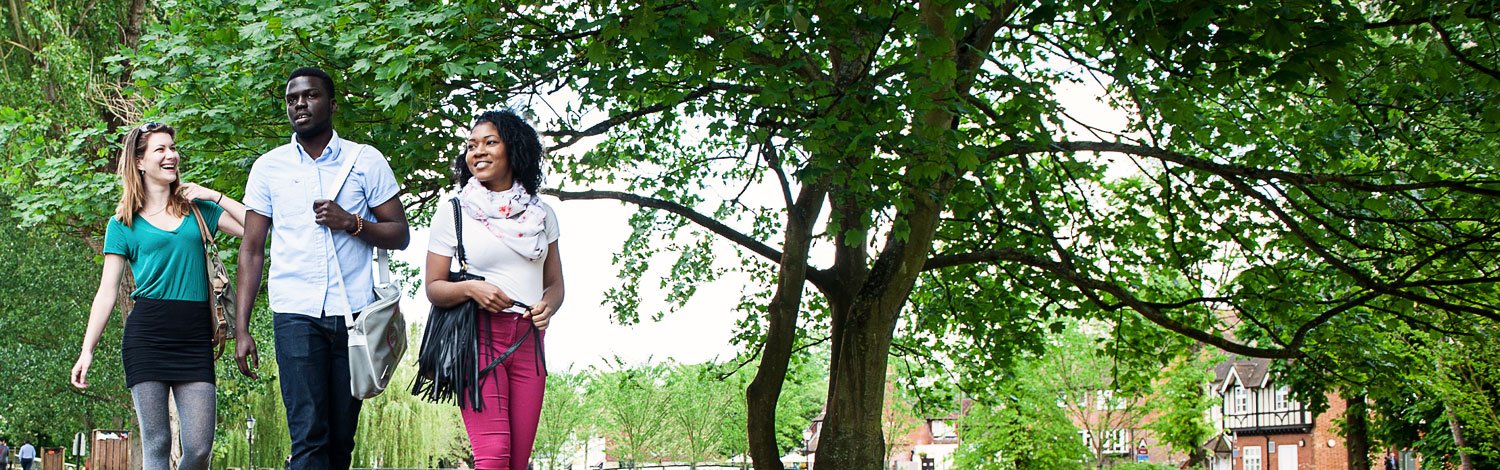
[234,66,409,470]
[17,442,34,470]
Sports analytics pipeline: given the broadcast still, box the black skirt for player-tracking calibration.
[121,298,215,388]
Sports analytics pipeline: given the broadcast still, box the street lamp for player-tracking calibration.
[246,415,256,470]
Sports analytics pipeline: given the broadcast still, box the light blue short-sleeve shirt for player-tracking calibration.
[243,131,400,316]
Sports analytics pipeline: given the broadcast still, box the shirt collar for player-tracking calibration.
[291,130,343,163]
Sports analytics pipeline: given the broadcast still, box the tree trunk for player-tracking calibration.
[815,305,897,470]
[747,185,825,470]
[810,0,958,464]
[1448,405,1473,470]
[812,207,952,470]
[1345,393,1370,470]
[1187,448,1208,469]
[104,0,146,135]
[6,0,27,51]
[813,180,953,469]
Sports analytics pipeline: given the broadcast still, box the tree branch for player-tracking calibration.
[1431,20,1500,83]
[1222,174,1500,323]
[546,188,777,259]
[1001,141,1500,198]
[919,248,1301,358]
[545,188,837,290]
[955,1,1016,94]
[1365,7,1500,30]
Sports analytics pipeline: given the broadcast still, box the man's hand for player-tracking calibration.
[235,332,261,379]
[313,199,357,232]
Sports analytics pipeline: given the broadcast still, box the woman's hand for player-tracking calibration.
[70,352,93,389]
[465,280,516,313]
[523,299,555,331]
[179,182,221,203]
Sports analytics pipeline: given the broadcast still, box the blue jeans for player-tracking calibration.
[275,313,362,470]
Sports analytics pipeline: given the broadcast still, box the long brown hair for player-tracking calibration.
[114,123,190,226]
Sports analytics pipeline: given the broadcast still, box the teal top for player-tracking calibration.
[104,199,223,301]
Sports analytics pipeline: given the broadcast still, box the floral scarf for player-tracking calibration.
[458,178,548,261]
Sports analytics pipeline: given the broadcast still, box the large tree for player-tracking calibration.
[4,1,1500,469]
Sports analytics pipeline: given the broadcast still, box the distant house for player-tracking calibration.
[889,404,965,470]
[800,403,964,470]
[1207,358,1357,470]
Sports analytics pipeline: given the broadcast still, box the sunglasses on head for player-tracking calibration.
[138,122,163,133]
[133,122,164,147]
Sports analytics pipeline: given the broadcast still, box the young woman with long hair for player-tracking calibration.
[70,122,248,470]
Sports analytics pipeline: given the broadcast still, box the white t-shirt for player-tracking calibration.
[428,197,560,312]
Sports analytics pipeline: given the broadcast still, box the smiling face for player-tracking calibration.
[465,121,513,190]
[136,132,180,186]
[285,76,335,139]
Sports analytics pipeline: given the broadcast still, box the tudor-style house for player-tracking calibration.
[1207,358,1352,470]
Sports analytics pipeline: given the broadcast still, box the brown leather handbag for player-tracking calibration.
[190,204,236,358]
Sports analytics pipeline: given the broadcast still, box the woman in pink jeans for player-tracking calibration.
[425,109,565,469]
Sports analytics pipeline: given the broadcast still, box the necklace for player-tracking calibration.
[143,205,169,217]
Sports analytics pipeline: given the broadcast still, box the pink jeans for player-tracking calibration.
[463,312,546,470]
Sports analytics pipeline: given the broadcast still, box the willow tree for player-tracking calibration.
[16,0,1499,469]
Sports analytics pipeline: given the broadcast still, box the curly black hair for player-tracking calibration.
[454,109,544,195]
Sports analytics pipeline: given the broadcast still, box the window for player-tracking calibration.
[1095,390,1126,410]
[1080,429,1132,454]
[1101,429,1130,454]
[931,421,957,439]
[1274,387,1292,411]
[1243,446,1262,470]
[1233,386,1250,414]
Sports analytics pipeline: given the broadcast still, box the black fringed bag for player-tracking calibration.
[412,198,486,409]
[413,197,545,411]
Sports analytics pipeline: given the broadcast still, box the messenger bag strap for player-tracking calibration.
[324,144,394,313]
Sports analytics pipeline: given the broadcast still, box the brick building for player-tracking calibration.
[1207,358,1355,470]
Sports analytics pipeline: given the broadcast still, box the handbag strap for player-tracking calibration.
[190,203,212,245]
[189,203,229,358]
[326,143,362,202]
[451,197,469,272]
[189,203,216,292]
[477,323,536,378]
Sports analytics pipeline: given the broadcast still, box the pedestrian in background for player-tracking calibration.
[17,442,34,470]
